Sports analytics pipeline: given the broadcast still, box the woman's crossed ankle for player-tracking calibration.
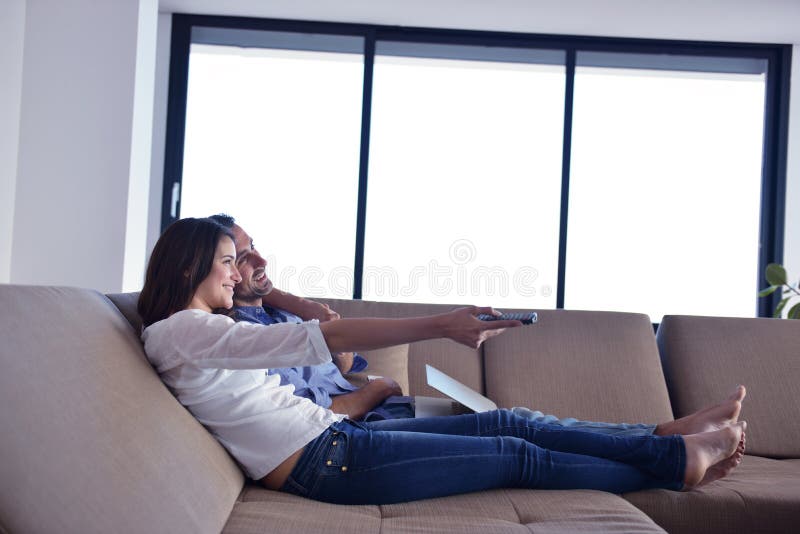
[682,421,746,490]
[655,385,746,437]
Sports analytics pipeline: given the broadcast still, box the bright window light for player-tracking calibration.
[364,53,565,307]
[566,66,766,321]
[180,44,364,298]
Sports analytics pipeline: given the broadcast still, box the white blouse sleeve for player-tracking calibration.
[143,309,332,372]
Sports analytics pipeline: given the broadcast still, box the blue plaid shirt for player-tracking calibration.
[233,306,415,421]
[234,306,366,408]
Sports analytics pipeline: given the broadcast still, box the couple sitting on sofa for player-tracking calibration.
[138,214,747,505]
[211,214,745,433]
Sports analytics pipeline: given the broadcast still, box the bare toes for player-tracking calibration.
[728,385,747,403]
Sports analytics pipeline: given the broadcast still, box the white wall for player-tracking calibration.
[161,0,800,43]
[146,14,172,259]
[123,0,158,292]
[10,0,157,293]
[0,0,26,283]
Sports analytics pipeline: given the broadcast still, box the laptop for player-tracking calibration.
[414,364,498,418]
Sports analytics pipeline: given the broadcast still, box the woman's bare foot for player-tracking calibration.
[697,427,747,487]
[655,386,746,436]
[682,422,745,490]
[727,385,747,403]
[697,451,744,487]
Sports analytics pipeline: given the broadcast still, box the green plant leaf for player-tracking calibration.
[759,285,778,297]
[765,263,788,286]
[788,302,800,320]
[774,297,789,318]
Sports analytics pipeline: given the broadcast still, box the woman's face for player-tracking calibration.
[189,236,242,312]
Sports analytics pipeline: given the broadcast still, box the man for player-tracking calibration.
[210,214,411,421]
[209,214,746,437]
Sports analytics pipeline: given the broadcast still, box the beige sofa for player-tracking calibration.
[1,285,798,533]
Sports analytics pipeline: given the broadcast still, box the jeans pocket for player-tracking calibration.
[299,428,351,499]
[282,427,346,498]
[322,429,350,472]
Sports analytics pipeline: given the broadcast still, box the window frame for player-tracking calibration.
[162,14,791,317]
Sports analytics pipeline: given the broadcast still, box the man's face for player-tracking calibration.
[231,224,274,306]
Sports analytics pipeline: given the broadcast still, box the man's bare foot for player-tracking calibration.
[655,386,746,436]
[682,422,745,490]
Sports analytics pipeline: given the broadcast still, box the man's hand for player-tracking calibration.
[261,289,340,322]
[332,352,355,374]
[329,378,402,420]
[371,376,403,397]
[301,301,340,322]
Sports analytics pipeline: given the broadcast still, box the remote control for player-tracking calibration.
[476,312,538,325]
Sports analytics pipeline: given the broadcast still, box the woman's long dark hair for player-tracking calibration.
[138,217,235,328]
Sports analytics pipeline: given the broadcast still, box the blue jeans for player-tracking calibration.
[510,407,657,436]
[281,410,685,505]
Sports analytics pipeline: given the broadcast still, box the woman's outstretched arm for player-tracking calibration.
[318,306,521,353]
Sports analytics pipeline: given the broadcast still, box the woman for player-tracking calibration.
[139,218,745,505]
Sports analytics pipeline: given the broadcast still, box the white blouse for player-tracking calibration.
[141,309,345,479]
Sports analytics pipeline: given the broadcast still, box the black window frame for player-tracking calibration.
[162,14,792,318]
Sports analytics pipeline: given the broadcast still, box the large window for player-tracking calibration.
[164,16,791,321]
[565,53,768,319]
[178,30,364,298]
[364,44,565,307]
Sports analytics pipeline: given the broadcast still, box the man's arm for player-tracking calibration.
[261,288,340,322]
[329,377,402,420]
[332,352,355,374]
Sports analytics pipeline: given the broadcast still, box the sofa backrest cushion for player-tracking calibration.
[658,315,800,458]
[319,298,485,397]
[345,344,410,395]
[0,286,244,534]
[483,310,674,425]
[107,290,143,334]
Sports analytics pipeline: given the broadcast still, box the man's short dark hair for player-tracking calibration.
[209,213,235,228]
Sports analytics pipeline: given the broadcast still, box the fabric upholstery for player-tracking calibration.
[483,310,674,425]
[107,291,143,334]
[225,490,380,533]
[346,344,410,395]
[657,315,800,458]
[234,485,664,533]
[0,285,244,534]
[624,455,800,534]
[505,489,666,533]
[319,298,485,397]
[7,286,798,533]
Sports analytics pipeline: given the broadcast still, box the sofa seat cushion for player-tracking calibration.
[227,484,665,533]
[623,455,800,534]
